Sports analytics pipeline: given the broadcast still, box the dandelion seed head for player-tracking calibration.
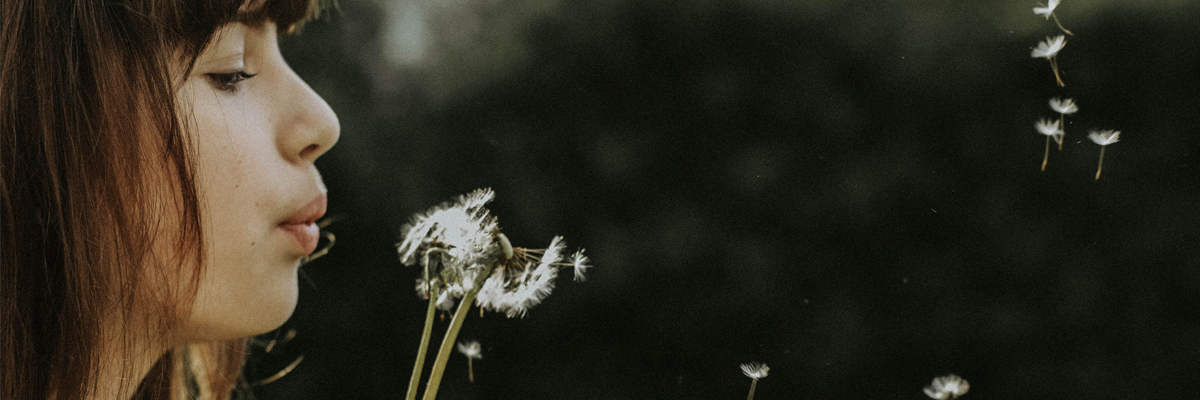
[397,189,502,300]
[1033,0,1059,19]
[476,255,559,318]
[1088,129,1120,145]
[740,362,769,379]
[1031,35,1066,59]
[924,374,969,400]
[397,188,499,269]
[456,341,483,359]
[542,236,566,268]
[1049,97,1078,114]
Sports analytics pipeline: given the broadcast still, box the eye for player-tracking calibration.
[206,71,256,93]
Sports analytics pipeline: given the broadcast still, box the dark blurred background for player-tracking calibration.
[248,0,1200,399]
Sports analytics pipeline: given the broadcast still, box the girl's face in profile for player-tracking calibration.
[174,21,339,341]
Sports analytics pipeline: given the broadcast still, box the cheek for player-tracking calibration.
[177,87,302,340]
[192,95,272,259]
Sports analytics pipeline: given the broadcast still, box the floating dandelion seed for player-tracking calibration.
[1035,118,1063,171]
[740,362,769,400]
[1048,97,1078,150]
[1088,130,1120,180]
[1033,0,1073,36]
[569,249,592,282]
[924,374,970,400]
[435,290,456,321]
[1031,35,1067,87]
[456,341,483,382]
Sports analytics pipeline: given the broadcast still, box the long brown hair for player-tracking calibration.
[2,1,326,399]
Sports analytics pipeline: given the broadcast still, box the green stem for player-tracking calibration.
[405,286,440,400]
[747,378,758,400]
[421,261,498,400]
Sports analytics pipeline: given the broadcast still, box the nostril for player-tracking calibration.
[298,143,320,160]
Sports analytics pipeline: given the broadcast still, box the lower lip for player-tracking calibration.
[279,222,320,254]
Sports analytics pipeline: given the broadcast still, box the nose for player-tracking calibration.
[274,62,340,163]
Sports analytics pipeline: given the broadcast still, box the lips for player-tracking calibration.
[279,193,327,254]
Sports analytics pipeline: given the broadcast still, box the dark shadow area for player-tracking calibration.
[252,1,1200,398]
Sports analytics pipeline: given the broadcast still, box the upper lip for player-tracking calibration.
[280,193,327,225]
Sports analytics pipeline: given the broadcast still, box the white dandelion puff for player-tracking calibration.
[740,362,769,379]
[397,188,501,300]
[1035,118,1063,171]
[1033,0,1058,18]
[1048,97,1078,150]
[396,188,499,270]
[1033,0,1073,36]
[1088,130,1120,180]
[435,290,455,312]
[924,374,970,400]
[1048,97,1078,114]
[456,341,483,382]
[569,249,591,282]
[1031,36,1067,87]
[740,362,769,400]
[456,341,482,359]
[1088,129,1120,146]
[397,190,595,400]
[475,237,566,318]
[1030,35,1066,59]
[473,235,594,317]
[1035,118,1062,137]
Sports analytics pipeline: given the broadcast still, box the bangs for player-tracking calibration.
[238,0,328,33]
[162,0,328,64]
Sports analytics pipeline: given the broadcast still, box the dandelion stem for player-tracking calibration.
[421,261,498,400]
[467,358,475,382]
[1052,13,1074,36]
[1042,135,1050,171]
[1058,113,1066,150]
[747,378,758,400]
[1050,57,1065,87]
[406,286,440,400]
[1096,145,1106,180]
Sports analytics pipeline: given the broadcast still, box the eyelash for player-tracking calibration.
[206,71,256,93]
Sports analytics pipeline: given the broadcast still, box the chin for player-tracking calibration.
[184,275,300,341]
[246,291,300,335]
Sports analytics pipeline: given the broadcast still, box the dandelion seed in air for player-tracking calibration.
[1088,130,1120,180]
[569,249,592,282]
[740,362,769,400]
[1034,0,1073,36]
[456,341,483,382]
[1048,97,1078,150]
[1031,35,1067,87]
[924,374,970,400]
[1035,118,1063,171]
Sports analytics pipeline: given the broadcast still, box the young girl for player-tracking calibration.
[2,1,339,399]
